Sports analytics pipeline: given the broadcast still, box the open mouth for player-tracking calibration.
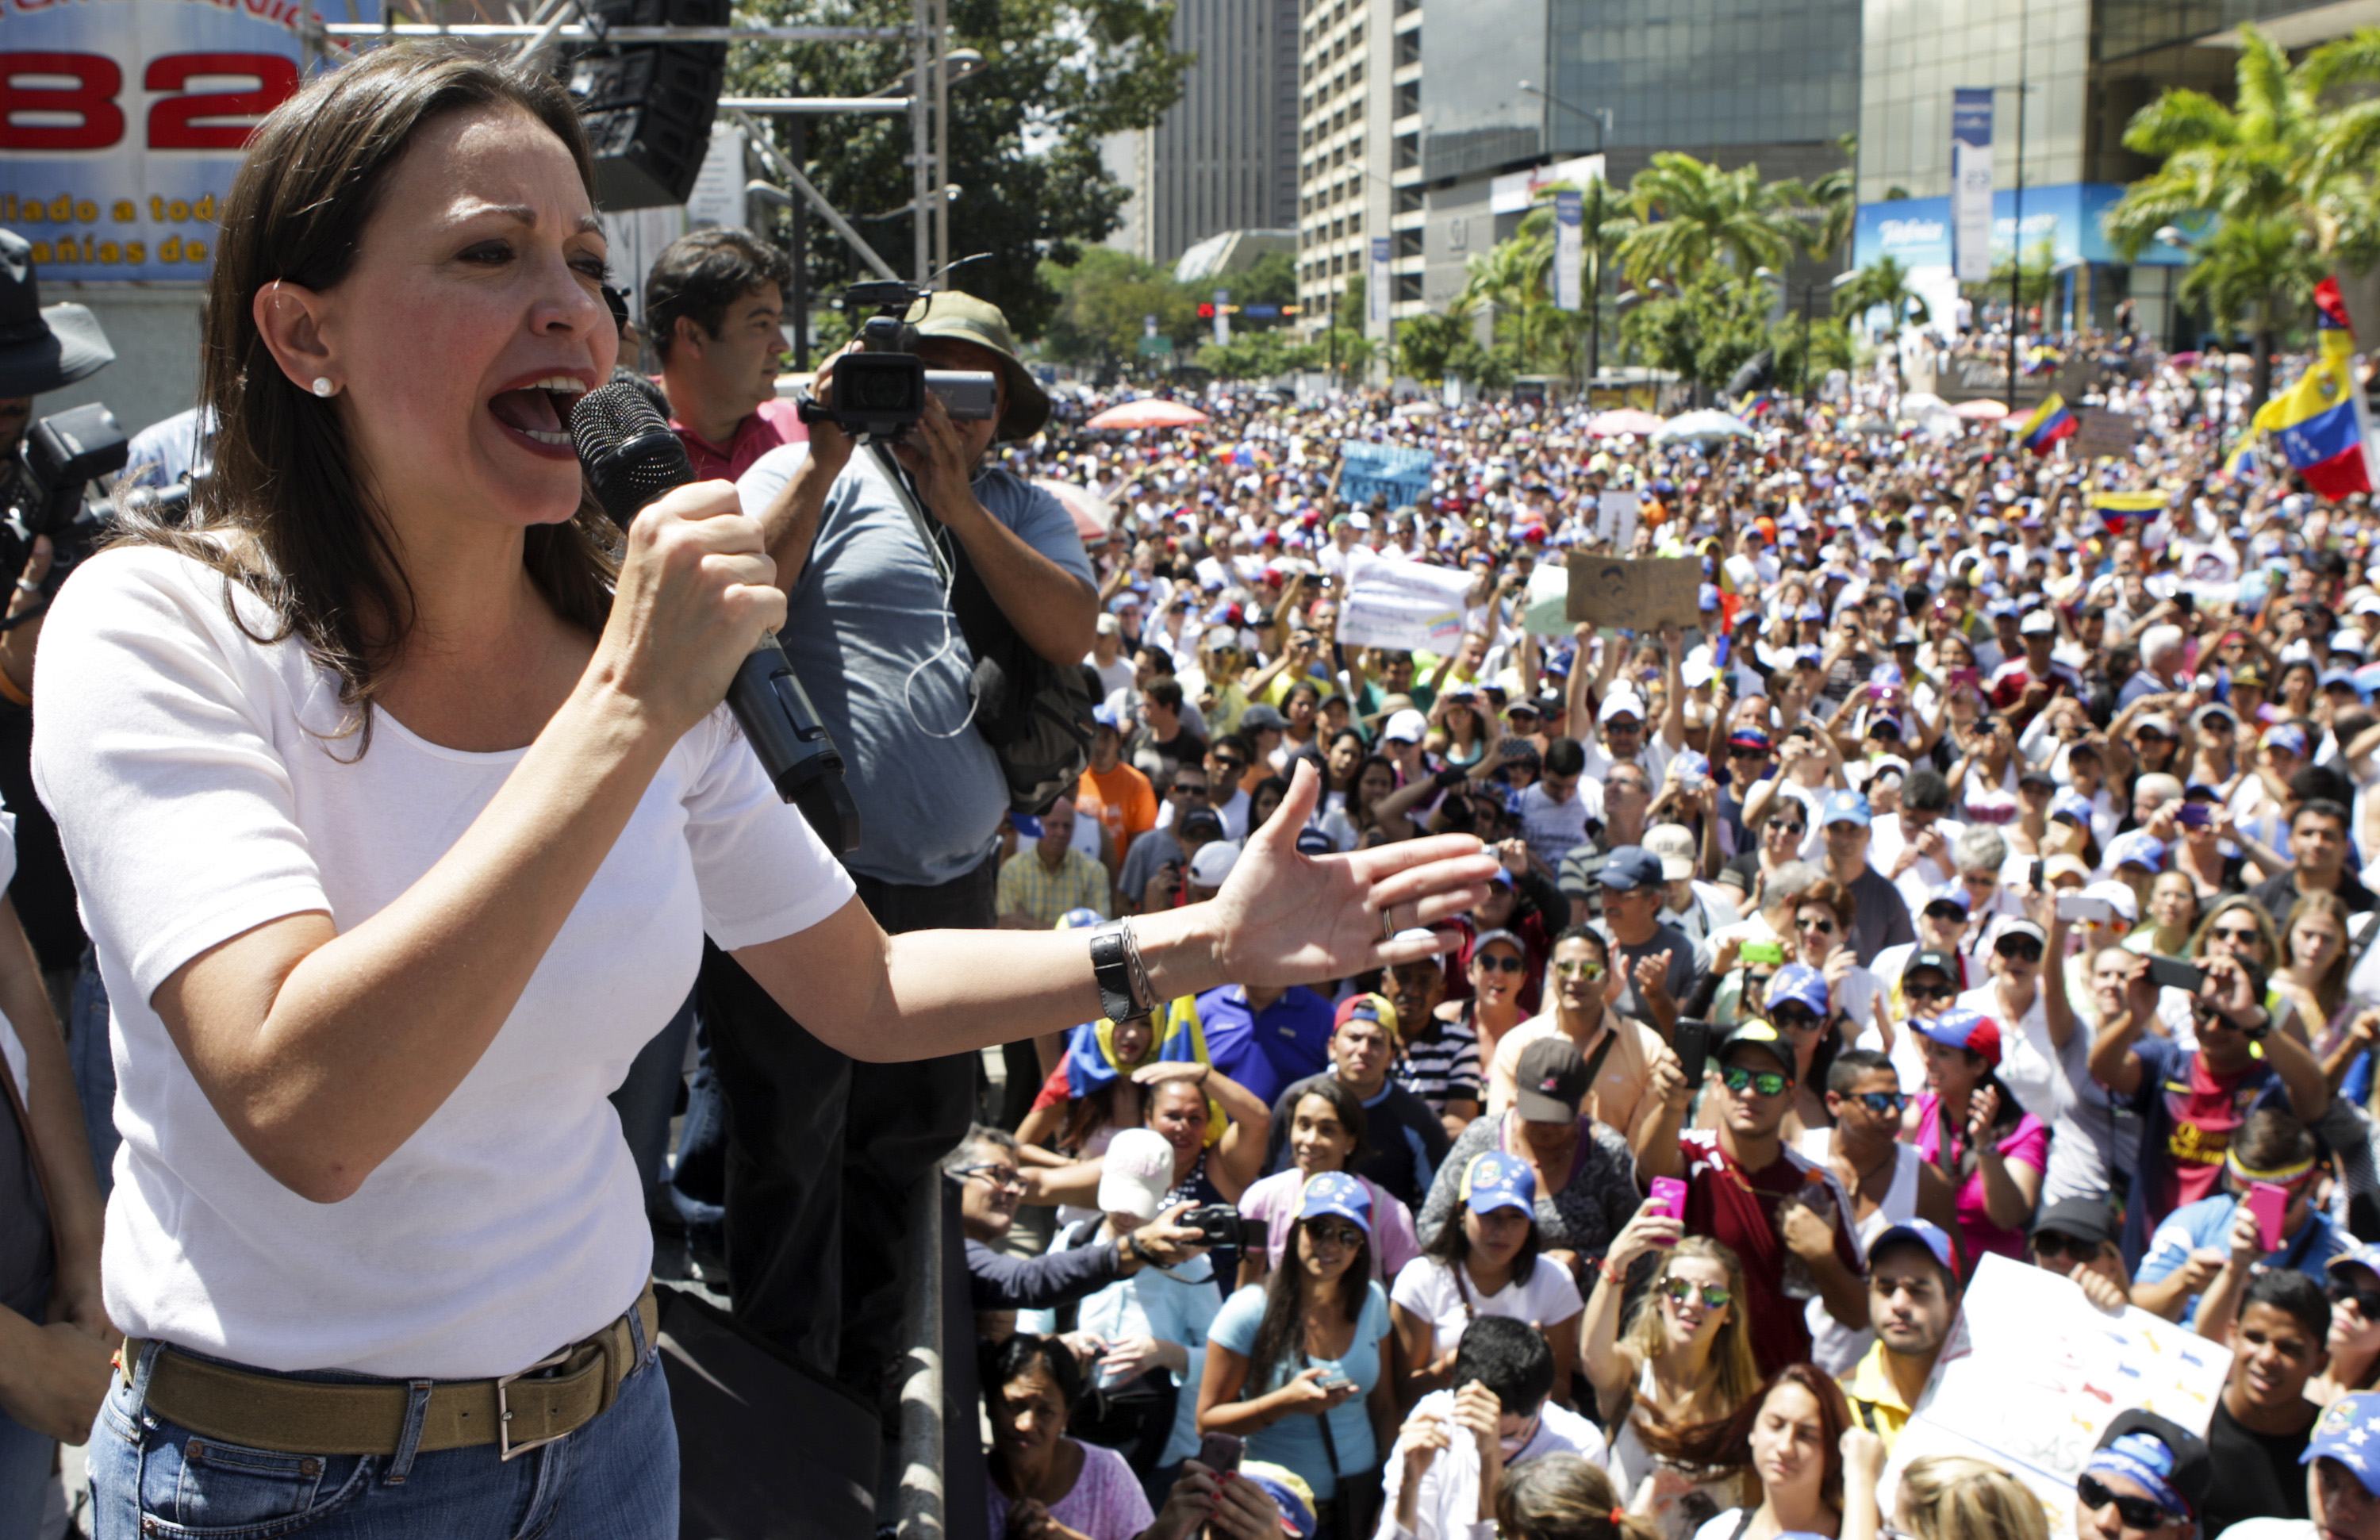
[487,374,592,453]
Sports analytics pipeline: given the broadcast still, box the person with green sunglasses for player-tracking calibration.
[1635,1020,1869,1377]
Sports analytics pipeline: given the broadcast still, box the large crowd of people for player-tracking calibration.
[10,40,2380,1540]
[950,286,2380,1538]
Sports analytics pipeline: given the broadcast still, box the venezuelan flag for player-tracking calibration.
[2252,324,2372,501]
[2017,394,2077,455]
[2093,490,2166,536]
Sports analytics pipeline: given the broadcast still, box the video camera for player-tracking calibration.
[1179,1204,1267,1252]
[0,401,171,612]
[797,278,1000,440]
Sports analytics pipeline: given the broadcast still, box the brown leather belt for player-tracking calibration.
[125,1281,658,1461]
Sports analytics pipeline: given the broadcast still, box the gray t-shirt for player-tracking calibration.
[740,450,1094,887]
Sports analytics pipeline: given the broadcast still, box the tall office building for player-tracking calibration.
[1852,0,2359,343]
[1300,0,1860,364]
[1103,0,1302,268]
[1293,0,1415,342]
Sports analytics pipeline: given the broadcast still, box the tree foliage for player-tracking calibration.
[1611,153,1809,288]
[731,0,1192,343]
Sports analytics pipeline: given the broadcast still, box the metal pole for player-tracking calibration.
[721,97,916,113]
[2006,0,2026,409]
[912,0,931,284]
[323,21,907,39]
[733,109,904,282]
[1587,149,1603,394]
[932,0,951,289]
[789,117,812,370]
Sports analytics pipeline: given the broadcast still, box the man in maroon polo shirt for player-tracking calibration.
[643,229,807,480]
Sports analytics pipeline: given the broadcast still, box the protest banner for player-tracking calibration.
[1522,563,1574,635]
[1878,1254,2230,1538]
[1565,556,1699,631]
[2071,410,2138,461]
[1336,548,1473,653]
[1337,444,1436,509]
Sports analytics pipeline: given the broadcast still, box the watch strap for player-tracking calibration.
[1090,921,1145,1023]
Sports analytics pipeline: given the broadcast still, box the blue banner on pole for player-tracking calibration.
[1338,444,1435,508]
[1950,86,1995,283]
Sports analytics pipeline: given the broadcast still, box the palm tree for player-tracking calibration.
[1833,255,1929,333]
[1778,133,1859,263]
[2105,23,2380,409]
[1614,153,1806,289]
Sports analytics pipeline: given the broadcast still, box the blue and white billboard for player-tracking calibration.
[1852,183,2197,273]
[1,1,381,282]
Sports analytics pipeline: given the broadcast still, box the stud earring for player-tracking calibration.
[311,378,336,398]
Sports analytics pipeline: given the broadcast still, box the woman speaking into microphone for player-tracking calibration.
[29,44,1494,1538]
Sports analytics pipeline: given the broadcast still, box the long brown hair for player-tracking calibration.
[1652,1363,1854,1515]
[1620,1237,1764,1424]
[135,43,619,751]
[1247,1213,1371,1388]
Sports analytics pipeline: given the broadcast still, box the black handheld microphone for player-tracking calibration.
[570,381,860,854]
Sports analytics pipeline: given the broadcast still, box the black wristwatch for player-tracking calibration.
[1090,921,1146,1024]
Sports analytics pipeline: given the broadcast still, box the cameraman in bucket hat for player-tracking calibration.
[709,290,1099,1398]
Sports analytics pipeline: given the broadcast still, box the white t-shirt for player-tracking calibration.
[33,547,855,1377]
[1388,1254,1583,1350]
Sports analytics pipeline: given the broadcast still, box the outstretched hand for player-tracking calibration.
[1204,761,1498,986]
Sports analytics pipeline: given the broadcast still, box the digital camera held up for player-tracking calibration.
[797,278,1000,440]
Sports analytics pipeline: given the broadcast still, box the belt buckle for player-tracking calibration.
[495,1348,573,1461]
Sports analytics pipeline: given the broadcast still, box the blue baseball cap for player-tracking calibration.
[1821,790,1871,828]
[1298,1171,1373,1236]
[1459,1150,1537,1217]
[1597,846,1666,891]
[2105,830,2166,872]
[1764,963,1830,1018]
[2050,789,2095,825]
[2308,1396,2380,1496]
[2267,723,2311,757]
[1924,881,1972,915]
[1011,812,1044,839]
[1870,1217,1960,1277]
[1914,1007,2003,1066]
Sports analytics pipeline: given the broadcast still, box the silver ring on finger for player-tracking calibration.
[1380,904,1399,941]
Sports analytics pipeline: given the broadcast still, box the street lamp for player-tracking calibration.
[1518,79,1614,395]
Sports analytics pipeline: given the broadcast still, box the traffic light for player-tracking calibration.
[1197,302,1215,318]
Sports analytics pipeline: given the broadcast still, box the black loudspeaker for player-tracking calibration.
[563,0,730,212]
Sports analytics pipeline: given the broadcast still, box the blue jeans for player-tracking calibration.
[86,1311,677,1539]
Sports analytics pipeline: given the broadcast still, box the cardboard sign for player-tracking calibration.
[1878,1254,2231,1538]
[1596,490,1643,550]
[1565,555,1700,632]
[2071,410,2138,461]
[1337,547,1474,653]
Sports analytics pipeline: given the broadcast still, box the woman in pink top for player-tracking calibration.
[1235,1076,1420,1288]
[1903,1008,2046,1269]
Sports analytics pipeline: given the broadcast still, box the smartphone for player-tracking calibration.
[2029,858,2046,893]
[1673,1016,1713,1091]
[1197,1431,1243,1475]
[1949,667,1982,693]
[2248,1180,2289,1253]
[1648,1176,1689,1233]
[2057,894,2117,924]
[2145,954,2208,995]
[1317,1369,1356,1393]
[2178,801,2213,829]
[1741,941,1787,967]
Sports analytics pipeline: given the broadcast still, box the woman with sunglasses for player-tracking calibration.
[1198,1172,1398,1531]
[1584,1209,1764,1540]
[1953,892,2079,1131]
[1390,1151,1582,1411]
[2310,1247,2380,1407]
[1661,1365,1860,1540]
[2155,895,2284,1044]
[1904,1008,2046,1267]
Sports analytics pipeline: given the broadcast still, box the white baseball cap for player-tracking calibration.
[1642,823,1696,881]
[1097,1128,1178,1223]
[1188,839,1242,889]
[1382,709,1429,743]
